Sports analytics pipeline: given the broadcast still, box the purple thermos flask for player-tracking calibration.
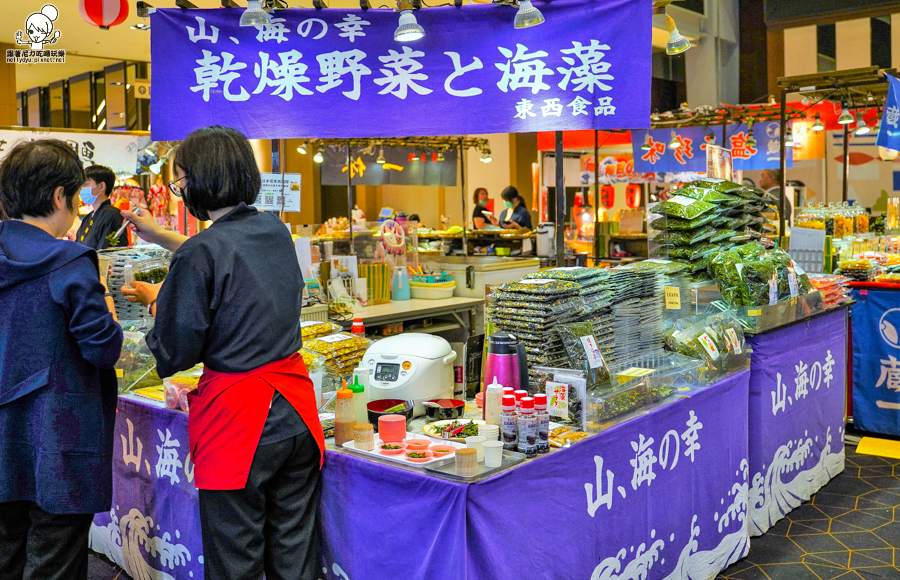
[483,332,525,420]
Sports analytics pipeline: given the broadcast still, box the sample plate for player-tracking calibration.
[341,431,465,469]
[421,419,487,442]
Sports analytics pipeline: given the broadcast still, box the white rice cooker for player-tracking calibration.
[361,334,457,417]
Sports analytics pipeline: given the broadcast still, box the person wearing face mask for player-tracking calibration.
[0,140,123,580]
[500,186,533,230]
[120,125,323,580]
[472,187,498,229]
[74,165,128,249]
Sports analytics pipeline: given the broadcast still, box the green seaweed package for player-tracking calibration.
[708,250,743,305]
[677,187,738,205]
[663,316,728,376]
[653,196,717,220]
[556,321,613,391]
[650,227,716,246]
[733,242,766,261]
[650,213,718,231]
[737,259,777,306]
[690,179,740,192]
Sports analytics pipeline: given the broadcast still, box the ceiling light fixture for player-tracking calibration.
[437,150,445,162]
[240,0,271,27]
[746,124,757,148]
[514,0,545,29]
[665,13,691,56]
[297,142,307,155]
[867,92,875,102]
[812,112,824,131]
[377,146,386,164]
[641,132,652,151]
[837,106,854,125]
[668,129,680,149]
[394,9,424,42]
[313,146,324,163]
[481,148,493,163]
[855,112,871,135]
[785,125,794,147]
[706,131,716,146]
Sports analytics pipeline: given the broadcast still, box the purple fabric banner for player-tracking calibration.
[319,371,751,580]
[90,396,201,580]
[149,0,651,141]
[745,309,848,536]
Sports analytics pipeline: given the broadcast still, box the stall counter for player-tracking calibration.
[334,296,484,336]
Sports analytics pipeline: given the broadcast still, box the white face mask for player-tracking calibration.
[79,186,97,205]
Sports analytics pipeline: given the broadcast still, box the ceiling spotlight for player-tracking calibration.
[641,132,652,151]
[377,146,385,164]
[313,146,324,163]
[514,0,545,29]
[240,0,271,26]
[812,112,824,131]
[394,10,424,42]
[768,94,776,106]
[481,148,493,163]
[785,125,794,147]
[854,111,871,135]
[411,151,421,161]
[867,92,875,102]
[837,106,854,125]
[801,96,810,105]
[297,142,307,155]
[665,14,691,56]
[746,126,757,148]
[668,130,680,149]
[437,150,445,162]
[706,131,716,146]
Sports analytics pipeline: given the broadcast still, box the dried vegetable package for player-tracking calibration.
[531,367,588,430]
[677,187,739,205]
[299,320,342,341]
[556,321,613,391]
[650,227,716,246]
[650,213,718,231]
[653,196,717,220]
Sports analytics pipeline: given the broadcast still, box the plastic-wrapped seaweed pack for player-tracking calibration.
[607,268,666,367]
[707,243,814,307]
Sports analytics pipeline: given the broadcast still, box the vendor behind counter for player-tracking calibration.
[499,186,533,230]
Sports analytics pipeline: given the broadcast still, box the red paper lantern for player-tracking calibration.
[80,0,130,29]
[625,184,642,209]
[600,185,615,209]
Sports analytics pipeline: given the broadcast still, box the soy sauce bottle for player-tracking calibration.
[533,393,550,454]
[500,395,518,451]
[517,396,537,457]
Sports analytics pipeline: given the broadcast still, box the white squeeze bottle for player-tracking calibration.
[485,376,504,426]
[349,375,368,427]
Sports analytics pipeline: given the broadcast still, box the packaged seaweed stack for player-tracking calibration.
[707,242,815,307]
[662,312,749,382]
[607,268,665,367]
[648,193,730,276]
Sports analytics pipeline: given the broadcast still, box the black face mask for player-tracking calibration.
[181,185,210,222]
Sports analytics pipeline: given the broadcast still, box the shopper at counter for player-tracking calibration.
[0,139,124,580]
[472,187,499,229]
[500,186,533,230]
[74,165,128,250]
[120,125,324,580]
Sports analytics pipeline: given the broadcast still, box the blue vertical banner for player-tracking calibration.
[728,122,793,171]
[631,127,708,173]
[850,287,900,435]
[149,0,652,140]
[877,74,900,151]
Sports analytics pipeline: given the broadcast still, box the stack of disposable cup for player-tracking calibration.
[479,425,500,441]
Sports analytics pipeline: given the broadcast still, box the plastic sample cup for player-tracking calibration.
[465,436,486,462]
[483,441,504,468]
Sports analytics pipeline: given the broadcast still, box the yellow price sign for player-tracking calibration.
[664,286,681,310]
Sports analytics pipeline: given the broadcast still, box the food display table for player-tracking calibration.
[334,296,484,336]
[91,372,751,580]
[848,284,900,435]
[744,307,848,536]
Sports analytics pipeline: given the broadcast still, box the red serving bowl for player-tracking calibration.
[425,398,466,422]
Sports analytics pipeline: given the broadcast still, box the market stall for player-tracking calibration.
[92,372,751,580]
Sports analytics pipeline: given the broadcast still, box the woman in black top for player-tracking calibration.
[121,126,322,580]
[472,187,498,229]
[500,186,534,230]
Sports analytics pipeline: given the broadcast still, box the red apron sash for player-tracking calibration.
[187,353,325,490]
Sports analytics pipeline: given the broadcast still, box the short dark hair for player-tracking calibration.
[174,125,261,213]
[763,169,782,182]
[85,164,116,198]
[0,139,84,219]
[473,187,487,204]
[501,186,521,203]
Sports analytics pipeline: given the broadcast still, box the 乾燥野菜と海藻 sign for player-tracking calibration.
[149,0,651,141]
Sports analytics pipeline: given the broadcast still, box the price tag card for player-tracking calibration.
[664,286,681,310]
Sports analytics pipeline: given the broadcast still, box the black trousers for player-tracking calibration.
[0,501,94,580]
[199,430,321,580]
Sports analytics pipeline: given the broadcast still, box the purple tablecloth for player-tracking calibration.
[92,372,751,580]
[320,370,751,580]
[745,309,848,536]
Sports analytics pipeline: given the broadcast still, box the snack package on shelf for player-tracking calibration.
[808,274,850,306]
[304,332,371,376]
[299,320,342,341]
[836,259,877,282]
[531,367,588,431]
[163,366,203,412]
[662,313,749,381]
